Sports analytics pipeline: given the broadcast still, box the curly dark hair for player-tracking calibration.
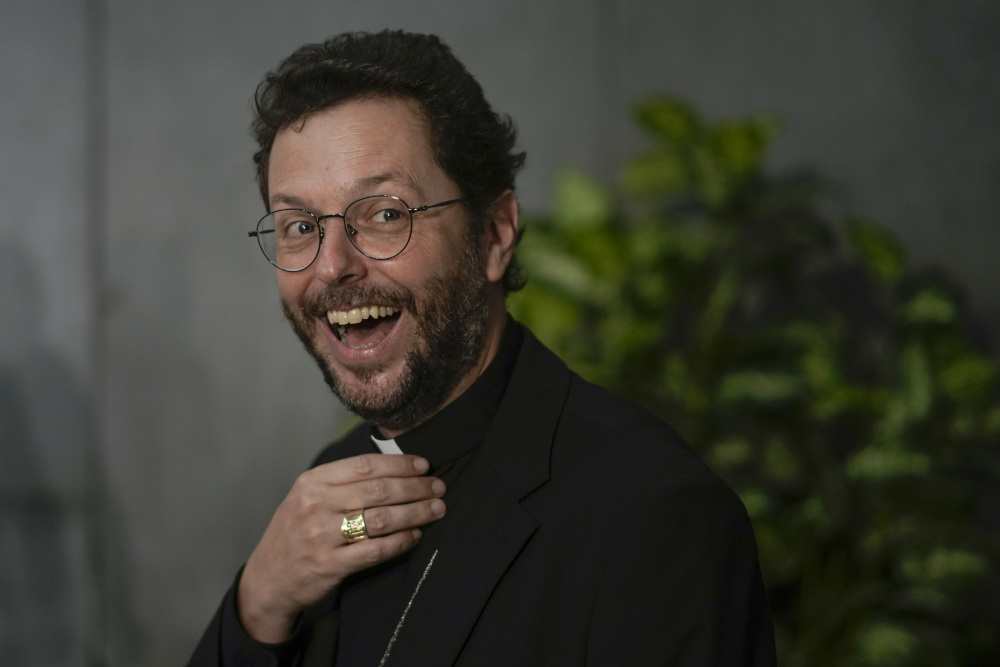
[251,30,526,292]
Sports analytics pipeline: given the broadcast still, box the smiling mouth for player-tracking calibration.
[326,305,402,350]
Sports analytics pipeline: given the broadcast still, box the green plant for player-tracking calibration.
[509,98,1000,666]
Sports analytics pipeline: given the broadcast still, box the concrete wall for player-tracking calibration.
[1,0,996,663]
[2,2,102,664]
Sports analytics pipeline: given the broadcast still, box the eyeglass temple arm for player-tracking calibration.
[409,198,464,213]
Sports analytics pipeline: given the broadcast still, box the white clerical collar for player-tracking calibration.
[371,434,404,455]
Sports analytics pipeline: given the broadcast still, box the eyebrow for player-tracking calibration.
[269,193,312,210]
[269,172,425,212]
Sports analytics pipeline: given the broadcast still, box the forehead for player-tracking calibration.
[267,97,445,209]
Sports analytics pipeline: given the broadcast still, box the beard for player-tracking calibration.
[281,243,490,432]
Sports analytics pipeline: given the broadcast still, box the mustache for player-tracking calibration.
[301,283,416,316]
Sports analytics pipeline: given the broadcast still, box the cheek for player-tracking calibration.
[381,251,453,293]
[276,272,312,305]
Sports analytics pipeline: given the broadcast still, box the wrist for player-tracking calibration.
[237,564,296,643]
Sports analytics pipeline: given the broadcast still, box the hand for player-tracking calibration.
[237,453,447,643]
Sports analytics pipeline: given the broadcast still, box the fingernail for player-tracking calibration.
[413,457,429,473]
[412,528,422,540]
[430,499,446,517]
[431,479,446,495]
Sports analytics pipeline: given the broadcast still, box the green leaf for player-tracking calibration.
[623,150,689,197]
[698,268,739,347]
[719,371,803,405]
[801,342,840,392]
[517,236,608,305]
[713,116,777,177]
[899,342,933,421]
[985,405,1000,434]
[632,98,703,143]
[569,228,628,288]
[799,495,827,522]
[506,286,580,350]
[939,357,997,403]
[901,547,989,583]
[708,437,752,469]
[738,488,771,518]
[847,218,906,286]
[855,622,918,666]
[811,385,883,420]
[898,288,958,325]
[950,409,980,438]
[846,446,932,481]
[552,169,614,230]
[654,223,718,264]
[691,144,729,207]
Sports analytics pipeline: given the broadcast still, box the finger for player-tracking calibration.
[339,528,425,570]
[336,475,446,513]
[358,498,447,539]
[310,453,430,486]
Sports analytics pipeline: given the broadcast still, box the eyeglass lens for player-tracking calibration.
[255,195,413,270]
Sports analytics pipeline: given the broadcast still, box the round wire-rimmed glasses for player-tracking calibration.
[248,195,464,272]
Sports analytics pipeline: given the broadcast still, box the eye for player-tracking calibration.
[348,198,409,230]
[374,208,403,223]
[291,219,317,236]
[273,212,317,239]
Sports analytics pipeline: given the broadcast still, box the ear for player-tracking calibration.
[483,189,519,284]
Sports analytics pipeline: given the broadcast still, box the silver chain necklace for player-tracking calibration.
[378,549,439,667]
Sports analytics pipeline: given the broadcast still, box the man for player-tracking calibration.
[190,30,774,666]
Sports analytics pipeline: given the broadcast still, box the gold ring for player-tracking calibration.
[341,511,368,542]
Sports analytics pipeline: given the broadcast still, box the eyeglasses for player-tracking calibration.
[249,195,464,272]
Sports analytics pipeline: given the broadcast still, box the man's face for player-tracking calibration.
[268,97,490,432]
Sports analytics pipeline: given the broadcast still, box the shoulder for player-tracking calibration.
[554,372,720,494]
[544,374,762,591]
[504,324,729,504]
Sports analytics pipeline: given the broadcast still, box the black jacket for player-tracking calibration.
[189,326,775,666]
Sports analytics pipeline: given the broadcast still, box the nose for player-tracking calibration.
[312,217,368,285]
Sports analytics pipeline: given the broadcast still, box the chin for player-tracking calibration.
[280,251,490,431]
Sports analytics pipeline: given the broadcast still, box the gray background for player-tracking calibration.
[1,0,997,664]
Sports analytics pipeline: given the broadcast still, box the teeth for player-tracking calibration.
[326,305,398,326]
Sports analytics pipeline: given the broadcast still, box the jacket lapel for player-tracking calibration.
[383,456,537,665]
[379,328,573,666]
